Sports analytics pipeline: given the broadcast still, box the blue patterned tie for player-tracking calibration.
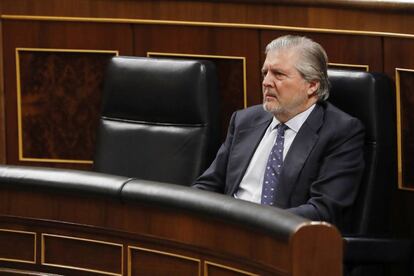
[261,124,288,206]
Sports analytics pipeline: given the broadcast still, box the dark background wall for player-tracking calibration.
[1,0,414,240]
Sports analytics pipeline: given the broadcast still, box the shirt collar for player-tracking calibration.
[269,104,316,133]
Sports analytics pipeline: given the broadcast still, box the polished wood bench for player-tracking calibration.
[0,165,342,275]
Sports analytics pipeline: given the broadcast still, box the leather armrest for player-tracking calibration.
[344,237,413,264]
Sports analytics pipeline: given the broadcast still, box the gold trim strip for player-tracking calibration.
[147,52,248,108]
[395,68,414,191]
[16,47,120,54]
[328,62,369,72]
[15,47,118,165]
[0,268,61,276]
[128,246,201,276]
[0,228,36,264]
[3,14,414,39]
[41,233,123,276]
[0,20,5,164]
[19,157,93,164]
[204,261,259,276]
[15,48,23,163]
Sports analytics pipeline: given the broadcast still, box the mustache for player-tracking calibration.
[263,90,277,97]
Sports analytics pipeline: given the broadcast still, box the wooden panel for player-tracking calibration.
[260,30,383,73]
[3,1,414,35]
[0,189,290,275]
[129,246,200,276]
[384,37,414,78]
[384,38,414,191]
[2,19,133,169]
[0,229,36,264]
[16,49,116,163]
[42,233,123,275]
[396,69,414,190]
[291,225,342,276]
[205,261,259,276]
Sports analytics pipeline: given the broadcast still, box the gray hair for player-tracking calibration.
[265,35,330,101]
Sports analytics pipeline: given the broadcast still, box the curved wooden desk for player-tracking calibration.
[0,165,342,275]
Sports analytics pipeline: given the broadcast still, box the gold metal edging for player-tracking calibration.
[147,52,248,108]
[16,47,120,54]
[328,62,369,72]
[15,47,118,165]
[128,245,201,276]
[0,20,5,164]
[395,68,414,191]
[204,260,259,276]
[0,228,37,264]
[3,14,414,39]
[41,233,123,276]
[15,48,23,164]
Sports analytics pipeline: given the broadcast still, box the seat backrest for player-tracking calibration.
[93,56,220,186]
[327,69,397,236]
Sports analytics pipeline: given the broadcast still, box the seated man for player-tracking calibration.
[192,35,365,230]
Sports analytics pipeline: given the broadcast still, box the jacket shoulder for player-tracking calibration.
[232,105,271,129]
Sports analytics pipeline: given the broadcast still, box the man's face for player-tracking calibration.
[261,48,319,122]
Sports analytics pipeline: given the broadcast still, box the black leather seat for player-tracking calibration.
[327,69,413,276]
[93,56,220,186]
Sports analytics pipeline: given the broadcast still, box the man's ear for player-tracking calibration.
[307,80,320,96]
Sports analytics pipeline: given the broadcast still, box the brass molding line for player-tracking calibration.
[41,233,123,276]
[128,246,201,276]
[204,261,259,276]
[2,15,414,39]
[328,62,369,72]
[395,68,414,192]
[0,228,37,264]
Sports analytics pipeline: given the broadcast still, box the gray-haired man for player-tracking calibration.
[192,35,365,230]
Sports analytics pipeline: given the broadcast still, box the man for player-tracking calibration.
[192,35,365,229]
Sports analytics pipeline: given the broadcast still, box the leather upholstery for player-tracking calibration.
[0,164,308,240]
[327,69,396,236]
[93,57,220,185]
[0,165,130,197]
[327,69,413,275]
[121,178,306,238]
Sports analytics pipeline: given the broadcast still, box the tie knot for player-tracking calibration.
[276,124,288,136]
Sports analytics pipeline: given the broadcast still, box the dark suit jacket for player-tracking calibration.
[193,102,365,229]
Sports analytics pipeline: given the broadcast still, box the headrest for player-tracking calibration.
[327,69,395,145]
[101,56,218,125]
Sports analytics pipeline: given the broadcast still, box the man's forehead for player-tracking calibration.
[266,47,299,59]
[263,48,299,67]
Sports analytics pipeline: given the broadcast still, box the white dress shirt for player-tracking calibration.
[234,104,316,204]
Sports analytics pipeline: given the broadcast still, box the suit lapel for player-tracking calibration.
[226,117,271,195]
[275,104,325,207]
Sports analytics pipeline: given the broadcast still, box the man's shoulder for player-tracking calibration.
[235,104,267,116]
[232,105,272,128]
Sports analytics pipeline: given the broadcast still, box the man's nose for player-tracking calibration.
[262,73,272,87]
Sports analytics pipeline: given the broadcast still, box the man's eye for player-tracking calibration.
[275,73,286,79]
